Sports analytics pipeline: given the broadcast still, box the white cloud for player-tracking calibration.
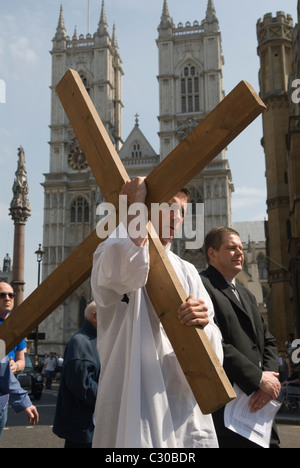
[233,187,266,208]
[232,186,267,221]
[234,187,266,198]
[9,36,38,65]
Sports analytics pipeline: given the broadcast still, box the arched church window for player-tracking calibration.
[257,253,268,280]
[180,64,200,114]
[70,197,90,224]
[181,79,186,94]
[189,187,204,215]
[80,74,90,94]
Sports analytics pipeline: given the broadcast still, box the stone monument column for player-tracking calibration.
[9,146,31,308]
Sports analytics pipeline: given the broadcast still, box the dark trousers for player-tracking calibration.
[217,426,280,448]
[45,370,55,389]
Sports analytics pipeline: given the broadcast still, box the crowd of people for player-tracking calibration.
[0,178,299,448]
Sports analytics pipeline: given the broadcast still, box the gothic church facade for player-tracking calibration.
[40,1,233,353]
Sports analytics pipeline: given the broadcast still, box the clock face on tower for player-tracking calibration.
[68,147,89,170]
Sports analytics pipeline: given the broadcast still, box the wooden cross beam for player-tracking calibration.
[0,70,265,414]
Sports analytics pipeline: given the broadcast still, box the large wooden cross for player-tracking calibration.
[0,70,265,414]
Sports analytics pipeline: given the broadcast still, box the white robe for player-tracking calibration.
[91,226,223,448]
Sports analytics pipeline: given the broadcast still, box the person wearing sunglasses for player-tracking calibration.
[0,283,26,374]
[0,282,27,435]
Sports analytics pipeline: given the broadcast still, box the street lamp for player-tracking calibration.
[35,244,45,286]
[34,244,44,359]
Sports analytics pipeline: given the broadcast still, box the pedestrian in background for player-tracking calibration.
[0,282,26,374]
[43,352,57,390]
[53,301,100,448]
[0,282,27,433]
[0,357,39,437]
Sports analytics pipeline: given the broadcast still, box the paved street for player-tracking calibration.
[0,383,64,448]
[0,382,299,448]
[277,424,300,449]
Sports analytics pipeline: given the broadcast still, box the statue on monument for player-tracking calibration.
[10,146,31,224]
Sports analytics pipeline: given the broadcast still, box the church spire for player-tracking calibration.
[112,23,121,60]
[97,0,109,36]
[54,4,66,41]
[53,4,66,49]
[72,26,78,41]
[203,0,219,32]
[112,24,118,49]
[162,0,171,20]
[158,0,173,38]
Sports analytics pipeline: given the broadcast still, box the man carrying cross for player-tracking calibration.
[91,177,223,448]
[0,70,265,447]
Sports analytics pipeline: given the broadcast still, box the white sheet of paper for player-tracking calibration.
[224,384,281,448]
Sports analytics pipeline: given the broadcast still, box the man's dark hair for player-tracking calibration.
[204,226,240,263]
[179,187,191,202]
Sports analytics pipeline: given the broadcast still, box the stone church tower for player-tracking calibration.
[40,2,123,353]
[287,1,300,343]
[40,1,233,353]
[257,7,300,346]
[157,1,233,266]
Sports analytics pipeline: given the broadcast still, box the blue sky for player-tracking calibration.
[0,0,298,297]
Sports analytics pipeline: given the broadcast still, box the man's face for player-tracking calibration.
[0,283,15,319]
[158,192,188,246]
[209,234,244,282]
